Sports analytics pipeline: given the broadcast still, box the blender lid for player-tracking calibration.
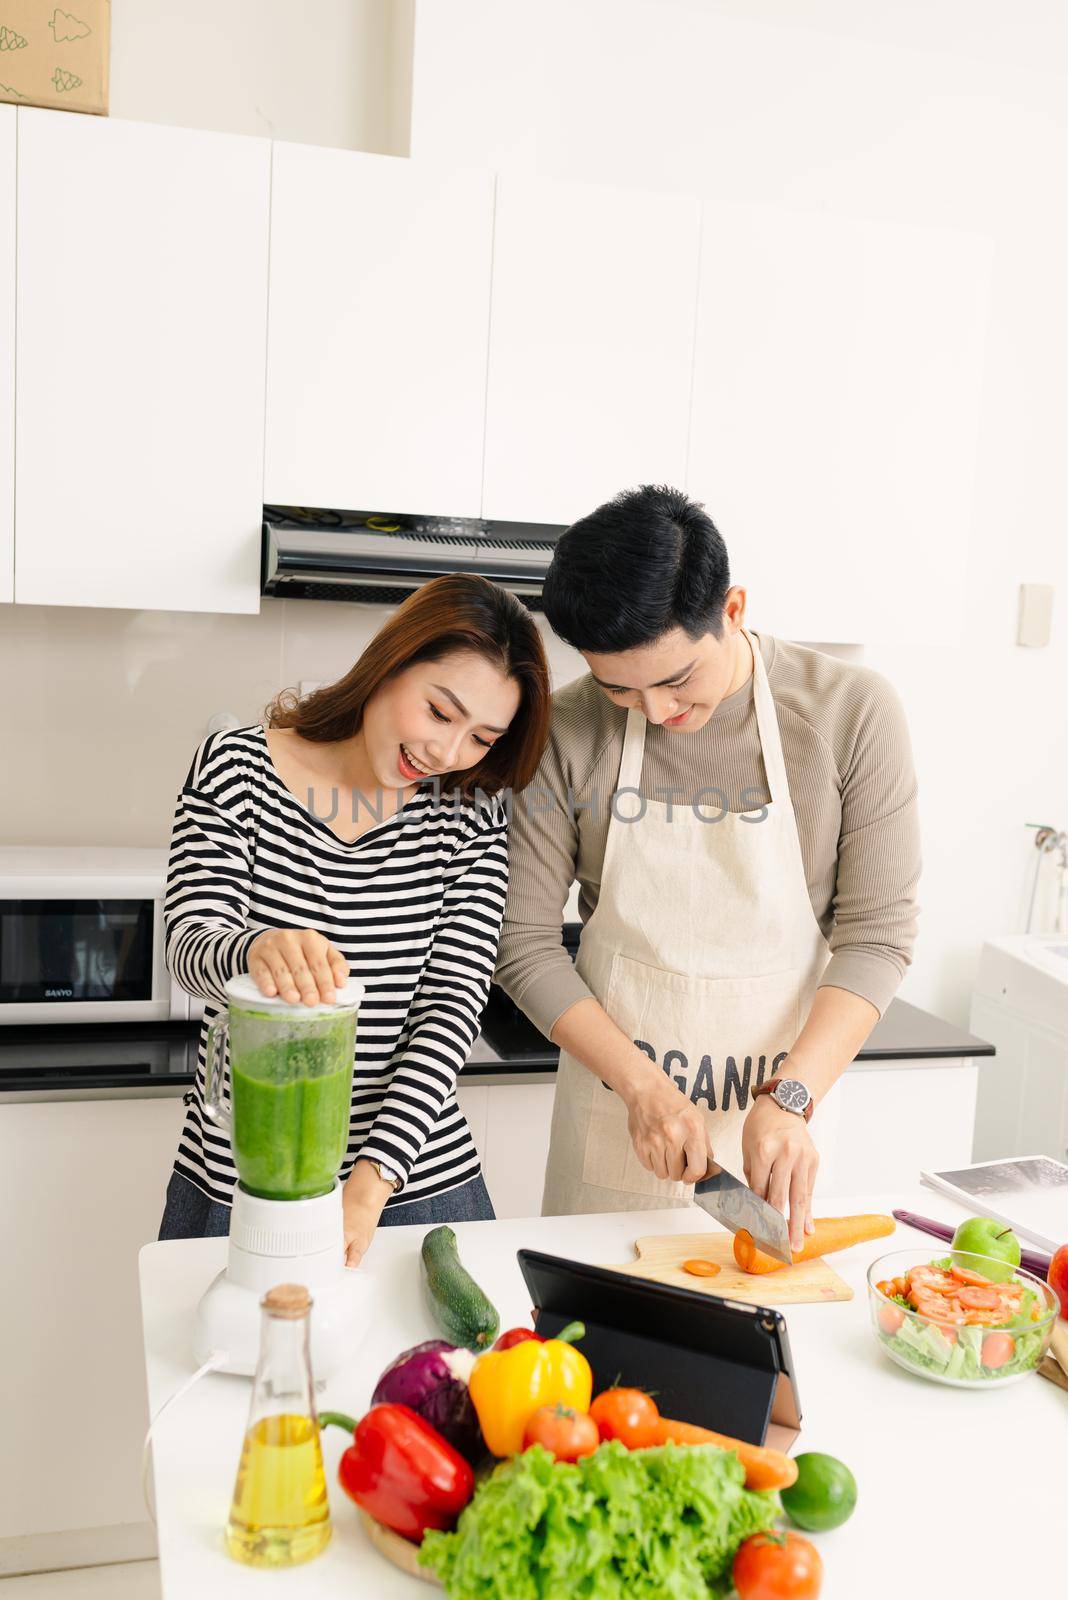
[223,973,366,1015]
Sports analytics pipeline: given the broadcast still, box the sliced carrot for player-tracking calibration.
[682,1258,722,1278]
[653,1416,798,1491]
[733,1230,782,1274]
[733,1214,896,1274]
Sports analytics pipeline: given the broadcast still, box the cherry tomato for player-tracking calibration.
[957,1286,1001,1311]
[877,1304,904,1336]
[589,1387,661,1449]
[522,1403,599,1461]
[733,1530,823,1600]
[493,1327,544,1351]
[981,1331,1015,1369]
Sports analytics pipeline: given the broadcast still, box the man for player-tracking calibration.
[495,485,920,1251]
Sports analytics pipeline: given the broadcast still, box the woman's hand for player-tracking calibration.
[248,927,349,1006]
[742,1097,819,1254]
[341,1159,396,1268]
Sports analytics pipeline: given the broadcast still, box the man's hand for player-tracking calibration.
[550,998,711,1184]
[742,1096,819,1254]
[621,1071,711,1184]
[341,1159,395,1268]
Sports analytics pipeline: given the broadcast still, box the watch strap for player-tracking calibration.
[751,1076,814,1122]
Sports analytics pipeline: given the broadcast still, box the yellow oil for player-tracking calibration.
[224,1413,331,1568]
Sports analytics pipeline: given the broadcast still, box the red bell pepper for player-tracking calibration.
[320,1404,473,1543]
[493,1326,544,1351]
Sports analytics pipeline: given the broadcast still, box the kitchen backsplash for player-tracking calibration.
[3,596,863,850]
[1,595,586,847]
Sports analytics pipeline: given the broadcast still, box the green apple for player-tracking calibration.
[951,1217,1021,1283]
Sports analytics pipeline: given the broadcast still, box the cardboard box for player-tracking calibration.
[0,2,110,116]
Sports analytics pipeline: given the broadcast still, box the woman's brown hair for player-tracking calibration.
[265,574,552,801]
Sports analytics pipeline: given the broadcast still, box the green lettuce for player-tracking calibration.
[418,1441,780,1599]
[879,1317,1047,1381]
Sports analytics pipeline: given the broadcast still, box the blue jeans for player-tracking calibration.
[157,1168,496,1241]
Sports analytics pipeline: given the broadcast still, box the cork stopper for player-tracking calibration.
[262,1283,312,1319]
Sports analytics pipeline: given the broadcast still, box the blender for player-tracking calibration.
[192,973,374,1377]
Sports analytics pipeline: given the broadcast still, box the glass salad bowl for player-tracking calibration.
[867,1247,1058,1389]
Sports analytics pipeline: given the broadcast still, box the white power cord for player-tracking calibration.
[142,1351,230,1524]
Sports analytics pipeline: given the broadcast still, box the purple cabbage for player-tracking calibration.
[371,1340,484,1465]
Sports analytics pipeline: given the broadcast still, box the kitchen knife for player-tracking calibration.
[694,1161,793,1264]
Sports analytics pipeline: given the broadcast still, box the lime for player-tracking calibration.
[780,1452,857,1532]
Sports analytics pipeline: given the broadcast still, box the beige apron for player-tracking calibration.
[542,630,839,1216]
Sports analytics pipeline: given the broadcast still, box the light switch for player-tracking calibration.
[1017,583,1054,648]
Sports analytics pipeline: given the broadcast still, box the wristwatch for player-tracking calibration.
[369,1159,401,1191]
[751,1076,814,1122]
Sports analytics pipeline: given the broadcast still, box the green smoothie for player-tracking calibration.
[229,1010,355,1200]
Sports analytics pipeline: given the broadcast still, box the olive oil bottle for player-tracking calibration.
[225,1284,331,1567]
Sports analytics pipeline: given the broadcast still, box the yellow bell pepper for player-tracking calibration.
[468,1320,593,1457]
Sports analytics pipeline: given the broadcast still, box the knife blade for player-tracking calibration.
[693,1161,793,1264]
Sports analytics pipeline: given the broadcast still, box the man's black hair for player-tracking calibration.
[541,484,731,652]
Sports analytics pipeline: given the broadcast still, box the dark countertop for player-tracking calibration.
[0,990,995,1098]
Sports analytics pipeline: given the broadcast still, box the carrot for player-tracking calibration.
[682,1258,722,1277]
[653,1416,798,1491]
[733,1214,896,1274]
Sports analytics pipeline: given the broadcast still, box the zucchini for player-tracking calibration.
[420,1225,500,1350]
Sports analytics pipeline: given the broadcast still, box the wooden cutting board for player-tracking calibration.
[604,1232,853,1305]
[360,1511,441,1586]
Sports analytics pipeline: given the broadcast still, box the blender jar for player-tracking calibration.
[204,973,365,1201]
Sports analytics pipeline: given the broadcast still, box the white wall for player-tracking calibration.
[410,0,1068,1024]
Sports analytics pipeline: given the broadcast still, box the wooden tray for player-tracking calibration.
[359,1511,442,1586]
[604,1232,853,1305]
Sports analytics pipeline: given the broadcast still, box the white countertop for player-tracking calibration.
[139,1189,1064,1598]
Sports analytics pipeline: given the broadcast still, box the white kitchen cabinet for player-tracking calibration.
[265,146,494,517]
[970,996,1068,1165]
[458,1081,557,1219]
[0,107,13,605]
[14,110,269,613]
[482,176,702,526]
[687,207,992,643]
[480,1080,557,1219]
[455,1083,489,1162]
[834,1059,979,1195]
[0,1093,185,1563]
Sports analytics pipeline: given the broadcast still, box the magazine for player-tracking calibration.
[921,1155,1068,1254]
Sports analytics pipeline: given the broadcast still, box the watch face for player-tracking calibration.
[773,1078,811,1113]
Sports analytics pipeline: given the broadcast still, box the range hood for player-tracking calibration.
[261,505,568,607]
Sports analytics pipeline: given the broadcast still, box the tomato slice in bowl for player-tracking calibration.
[980,1332,1016,1370]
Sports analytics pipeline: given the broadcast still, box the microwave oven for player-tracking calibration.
[0,847,203,1024]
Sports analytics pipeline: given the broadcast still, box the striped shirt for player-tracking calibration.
[164,725,508,1208]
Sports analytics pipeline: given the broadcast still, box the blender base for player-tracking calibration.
[192,1180,375,1377]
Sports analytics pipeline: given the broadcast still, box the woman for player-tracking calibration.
[158,574,551,1265]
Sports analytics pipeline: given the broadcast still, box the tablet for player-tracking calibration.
[516,1248,801,1451]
